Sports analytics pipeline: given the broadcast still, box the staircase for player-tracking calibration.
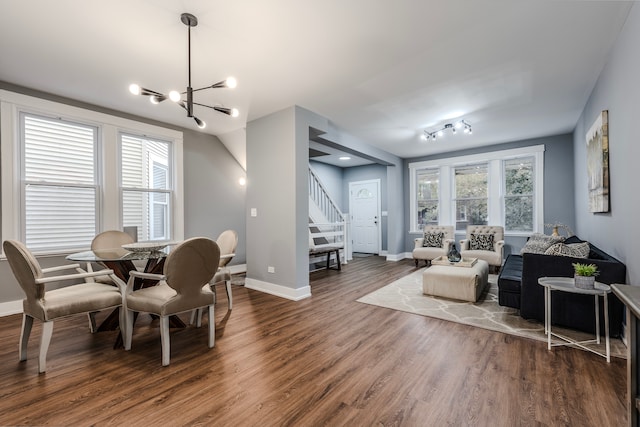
[308,166,348,270]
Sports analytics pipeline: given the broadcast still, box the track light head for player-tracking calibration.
[423,119,473,142]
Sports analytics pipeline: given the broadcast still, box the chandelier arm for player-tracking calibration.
[191,84,225,93]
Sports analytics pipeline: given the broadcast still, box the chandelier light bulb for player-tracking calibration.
[129,84,141,95]
[225,77,237,89]
[455,121,463,129]
[150,96,160,104]
[169,91,182,102]
[231,108,240,118]
[437,130,444,137]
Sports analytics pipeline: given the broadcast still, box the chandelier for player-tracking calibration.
[422,120,472,141]
[128,13,238,129]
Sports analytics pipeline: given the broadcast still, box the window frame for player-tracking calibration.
[408,145,545,236]
[0,89,184,257]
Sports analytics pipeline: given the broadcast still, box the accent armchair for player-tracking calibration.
[459,225,505,272]
[3,240,124,373]
[412,225,455,266]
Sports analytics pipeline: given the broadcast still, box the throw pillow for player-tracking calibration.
[544,242,590,258]
[469,233,494,251]
[422,231,444,248]
[520,233,565,255]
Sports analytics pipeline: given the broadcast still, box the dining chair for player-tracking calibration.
[212,229,238,310]
[123,237,220,366]
[190,230,237,326]
[3,240,125,373]
[83,230,135,331]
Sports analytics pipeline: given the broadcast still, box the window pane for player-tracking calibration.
[505,157,534,195]
[122,190,169,241]
[455,199,488,229]
[121,134,170,189]
[417,169,439,229]
[455,164,488,198]
[417,200,438,229]
[505,196,533,231]
[24,115,96,185]
[25,185,96,251]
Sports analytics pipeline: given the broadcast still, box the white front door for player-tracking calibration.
[349,180,380,254]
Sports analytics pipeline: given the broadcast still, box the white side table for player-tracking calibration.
[538,277,611,363]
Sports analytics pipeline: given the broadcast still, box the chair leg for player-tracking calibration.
[225,280,233,310]
[39,321,53,374]
[208,305,215,348]
[335,249,341,271]
[414,259,418,267]
[160,316,170,366]
[19,314,33,362]
[124,310,134,351]
[87,312,98,333]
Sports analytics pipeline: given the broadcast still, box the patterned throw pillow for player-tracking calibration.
[422,232,444,248]
[469,233,494,251]
[520,233,565,255]
[544,242,590,258]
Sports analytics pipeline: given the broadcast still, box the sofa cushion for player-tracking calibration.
[544,242,590,258]
[422,231,444,248]
[520,233,565,255]
[470,233,494,251]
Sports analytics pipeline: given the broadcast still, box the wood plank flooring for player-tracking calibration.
[0,256,627,426]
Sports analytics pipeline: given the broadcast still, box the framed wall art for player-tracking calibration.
[585,110,609,213]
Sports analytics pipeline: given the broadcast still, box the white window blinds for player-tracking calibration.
[21,113,98,252]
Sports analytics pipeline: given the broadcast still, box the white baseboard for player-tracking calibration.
[244,278,311,301]
[0,300,22,317]
[229,263,247,275]
[385,252,412,262]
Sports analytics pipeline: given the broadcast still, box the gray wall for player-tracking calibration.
[403,134,575,255]
[573,2,640,284]
[0,83,247,306]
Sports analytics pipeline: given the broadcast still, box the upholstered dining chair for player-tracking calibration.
[3,240,125,373]
[190,230,238,326]
[212,230,238,310]
[123,237,220,366]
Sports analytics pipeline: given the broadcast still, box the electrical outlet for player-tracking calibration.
[267,266,275,273]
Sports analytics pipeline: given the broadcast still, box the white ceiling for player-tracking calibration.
[0,1,633,160]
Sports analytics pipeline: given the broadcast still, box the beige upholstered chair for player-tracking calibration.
[412,225,455,266]
[459,225,505,272]
[212,230,238,310]
[123,237,219,366]
[3,240,124,373]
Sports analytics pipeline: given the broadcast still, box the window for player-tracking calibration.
[504,157,534,232]
[21,113,99,252]
[454,164,488,230]
[1,89,184,256]
[121,134,172,242]
[408,145,544,235]
[416,169,439,230]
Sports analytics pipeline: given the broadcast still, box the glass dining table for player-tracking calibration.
[66,245,185,348]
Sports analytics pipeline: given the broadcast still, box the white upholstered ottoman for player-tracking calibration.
[422,259,489,302]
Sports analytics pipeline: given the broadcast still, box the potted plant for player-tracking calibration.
[573,263,599,289]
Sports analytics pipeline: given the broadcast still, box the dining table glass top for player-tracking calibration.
[66,246,171,262]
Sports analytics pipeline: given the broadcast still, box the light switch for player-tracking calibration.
[250,208,257,217]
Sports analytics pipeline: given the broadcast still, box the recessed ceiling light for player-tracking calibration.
[339,156,351,161]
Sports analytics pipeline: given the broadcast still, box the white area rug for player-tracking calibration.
[357,268,626,359]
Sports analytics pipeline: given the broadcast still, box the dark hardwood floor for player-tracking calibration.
[0,256,627,426]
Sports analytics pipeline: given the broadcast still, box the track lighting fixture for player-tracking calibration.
[128,13,239,129]
[422,120,472,141]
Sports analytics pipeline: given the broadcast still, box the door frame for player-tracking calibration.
[348,179,381,254]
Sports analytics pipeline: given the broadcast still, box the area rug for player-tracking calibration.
[357,268,626,359]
